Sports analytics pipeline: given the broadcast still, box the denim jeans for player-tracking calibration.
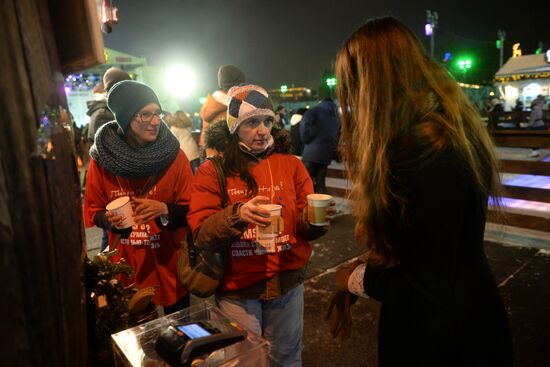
[216,284,305,367]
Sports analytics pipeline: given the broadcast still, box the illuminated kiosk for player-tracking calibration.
[494,52,550,111]
[111,301,268,367]
[65,48,147,127]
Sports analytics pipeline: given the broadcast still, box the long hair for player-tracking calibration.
[223,126,291,197]
[335,16,502,267]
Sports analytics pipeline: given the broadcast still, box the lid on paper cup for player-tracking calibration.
[259,204,282,216]
[106,196,131,211]
[307,194,332,206]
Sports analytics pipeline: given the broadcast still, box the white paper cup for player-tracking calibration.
[106,196,134,229]
[306,194,333,226]
[256,204,283,253]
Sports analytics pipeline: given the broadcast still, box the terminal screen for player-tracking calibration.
[177,323,212,339]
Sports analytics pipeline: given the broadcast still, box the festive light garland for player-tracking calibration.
[64,73,102,93]
[495,72,550,83]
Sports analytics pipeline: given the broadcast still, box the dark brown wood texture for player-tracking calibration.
[1,0,91,365]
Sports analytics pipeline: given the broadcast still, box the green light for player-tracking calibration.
[199,97,206,104]
[496,40,501,49]
[280,85,288,93]
[457,59,472,70]
[535,48,542,55]
[326,77,337,87]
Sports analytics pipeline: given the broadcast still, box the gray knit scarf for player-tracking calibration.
[90,121,180,178]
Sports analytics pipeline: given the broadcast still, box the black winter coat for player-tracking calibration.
[363,150,513,366]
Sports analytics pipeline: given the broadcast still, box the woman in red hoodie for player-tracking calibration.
[188,84,329,367]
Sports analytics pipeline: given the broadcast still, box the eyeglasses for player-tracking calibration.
[135,110,166,123]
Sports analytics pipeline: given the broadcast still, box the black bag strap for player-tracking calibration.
[187,156,228,266]
[207,156,229,208]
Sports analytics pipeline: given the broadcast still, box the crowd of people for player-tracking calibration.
[80,15,514,367]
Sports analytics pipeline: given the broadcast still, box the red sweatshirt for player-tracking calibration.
[187,153,314,292]
[84,150,191,306]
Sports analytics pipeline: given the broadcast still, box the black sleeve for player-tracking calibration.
[155,203,189,230]
[93,210,132,238]
[363,154,470,306]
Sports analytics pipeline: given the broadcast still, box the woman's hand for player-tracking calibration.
[326,200,337,220]
[105,210,128,229]
[132,198,168,225]
[238,196,272,227]
[303,199,337,229]
[335,259,363,292]
[324,259,363,340]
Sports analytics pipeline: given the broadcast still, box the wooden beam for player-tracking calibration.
[499,159,550,176]
[488,211,550,233]
[502,185,550,203]
[490,130,550,149]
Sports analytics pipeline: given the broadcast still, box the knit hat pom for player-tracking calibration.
[103,67,131,92]
[217,65,245,91]
[226,84,275,134]
[107,80,161,134]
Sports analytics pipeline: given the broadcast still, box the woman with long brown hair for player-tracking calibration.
[326,17,512,366]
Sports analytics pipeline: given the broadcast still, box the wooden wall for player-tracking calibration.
[0,0,89,365]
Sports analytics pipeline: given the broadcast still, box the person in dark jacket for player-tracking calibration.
[290,107,307,156]
[86,67,131,143]
[300,99,340,193]
[325,17,513,367]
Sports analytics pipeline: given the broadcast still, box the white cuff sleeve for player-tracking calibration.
[347,263,369,298]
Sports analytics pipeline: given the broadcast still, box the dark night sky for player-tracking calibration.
[104,0,550,96]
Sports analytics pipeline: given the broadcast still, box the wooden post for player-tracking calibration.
[0,0,88,365]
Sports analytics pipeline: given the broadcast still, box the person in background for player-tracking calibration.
[199,64,245,159]
[86,67,131,143]
[300,98,341,194]
[326,16,513,366]
[511,98,525,128]
[290,107,308,156]
[167,110,201,173]
[188,84,330,367]
[275,105,289,128]
[527,95,546,157]
[84,81,192,315]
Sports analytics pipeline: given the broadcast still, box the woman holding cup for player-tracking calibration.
[326,17,512,366]
[84,81,193,314]
[187,84,332,366]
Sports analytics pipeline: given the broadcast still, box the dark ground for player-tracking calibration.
[86,212,550,366]
[300,214,550,367]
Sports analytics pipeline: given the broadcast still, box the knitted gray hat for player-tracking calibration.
[103,67,131,91]
[107,80,161,134]
[217,65,245,91]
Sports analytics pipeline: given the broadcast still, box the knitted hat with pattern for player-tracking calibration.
[226,84,274,134]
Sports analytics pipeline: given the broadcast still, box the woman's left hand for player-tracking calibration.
[334,259,363,292]
[326,200,337,221]
[132,198,168,225]
[303,199,337,229]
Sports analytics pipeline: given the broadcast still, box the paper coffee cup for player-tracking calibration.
[106,196,134,229]
[256,204,283,253]
[306,194,332,226]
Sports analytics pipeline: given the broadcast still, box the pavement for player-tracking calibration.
[85,197,550,366]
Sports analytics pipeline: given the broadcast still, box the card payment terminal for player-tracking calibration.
[154,320,247,366]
